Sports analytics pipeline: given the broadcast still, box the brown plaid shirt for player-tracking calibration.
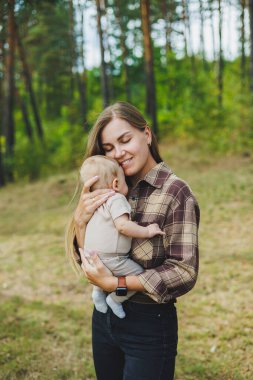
[127,162,200,303]
[74,162,199,304]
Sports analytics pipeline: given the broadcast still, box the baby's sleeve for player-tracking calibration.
[107,193,132,221]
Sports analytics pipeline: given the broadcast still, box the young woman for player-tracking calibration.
[68,101,200,380]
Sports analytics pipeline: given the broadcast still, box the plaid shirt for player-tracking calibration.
[74,162,199,304]
[128,162,200,303]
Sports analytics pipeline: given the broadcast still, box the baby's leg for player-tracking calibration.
[106,291,136,319]
[92,286,108,313]
[106,294,125,319]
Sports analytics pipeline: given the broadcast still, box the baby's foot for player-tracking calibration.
[106,295,126,319]
[92,293,108,313]
[94,302,108,313]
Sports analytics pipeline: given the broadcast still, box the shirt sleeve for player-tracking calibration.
[107,193,132,221]
[138,185,200,303]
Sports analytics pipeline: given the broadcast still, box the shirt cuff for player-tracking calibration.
[138,269,174,304]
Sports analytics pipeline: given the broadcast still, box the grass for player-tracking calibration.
[0,141,252,380]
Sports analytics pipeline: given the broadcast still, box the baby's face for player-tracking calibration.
[117,168,128,196]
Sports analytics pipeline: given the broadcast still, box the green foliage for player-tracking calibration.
[18,0,73,118]
[1,1,252,185]
[13,119,87,182]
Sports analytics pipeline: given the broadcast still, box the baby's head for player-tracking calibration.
[80,155,128,196]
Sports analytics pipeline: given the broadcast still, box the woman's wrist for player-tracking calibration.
[74,220,86,250]
[74,215,87,230]
[104,275,145,293]
[105,276,118,293]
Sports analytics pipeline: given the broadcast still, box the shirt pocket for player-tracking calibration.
[132,239,153,264]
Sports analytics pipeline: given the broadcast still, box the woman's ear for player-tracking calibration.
[112,178,119,191]
[144,126,152,145]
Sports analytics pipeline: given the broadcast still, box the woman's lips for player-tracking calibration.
[120,158,133,168]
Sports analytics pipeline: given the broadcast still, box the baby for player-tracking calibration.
[80,155,165,318]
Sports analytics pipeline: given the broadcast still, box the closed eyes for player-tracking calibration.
[103,138,131,153]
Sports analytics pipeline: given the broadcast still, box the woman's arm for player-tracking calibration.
[73,175,115,252]
[137,186,200,303]
[79,248,145,292]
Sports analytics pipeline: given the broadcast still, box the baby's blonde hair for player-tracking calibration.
[80,155,123,190]
[65,156,123,274]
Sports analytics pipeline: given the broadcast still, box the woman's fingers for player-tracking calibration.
[82,176,99,193]
[93,192,115,207]
[83,190,115,213]
[79,248,92,266]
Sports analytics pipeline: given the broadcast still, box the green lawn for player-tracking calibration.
[0,142,252,380]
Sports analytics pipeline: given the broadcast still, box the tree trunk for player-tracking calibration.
[77,0,87,128]
[0,3,5,186]
[104,6,114,101]
[199,0,207,67]
[3,0,15,158]
[2,0,16,182]
[160,0,172,62]
[140,0,158,137]
[181,0,188,57]
[218,0,223,108]
[96,0,110,108]
[182,0,195,73]
[249,0,253,92]
[16,88,33,141]
[69,0,75,98]
[208,0,216,62]
[114,0,131,102]
[240,0,246,87]
[15,21,43,140]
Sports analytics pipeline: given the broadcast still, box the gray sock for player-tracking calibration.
[106,295,126,319]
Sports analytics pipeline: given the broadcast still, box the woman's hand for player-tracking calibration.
[79,248,117,292]
[74,176,115,229]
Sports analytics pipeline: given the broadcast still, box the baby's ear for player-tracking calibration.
[112,178,119,191]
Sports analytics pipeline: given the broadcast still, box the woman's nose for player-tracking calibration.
[114,147,125,158]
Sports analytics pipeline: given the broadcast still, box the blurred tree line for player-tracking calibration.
[0,0,253,186]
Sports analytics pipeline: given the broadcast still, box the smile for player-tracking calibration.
[120,158,132,167]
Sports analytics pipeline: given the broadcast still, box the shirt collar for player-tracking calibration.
[142,162,173,189]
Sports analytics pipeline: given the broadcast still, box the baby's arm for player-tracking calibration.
[114,214,165,238]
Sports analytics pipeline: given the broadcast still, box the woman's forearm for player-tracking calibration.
[75,221,86,249]
[126,275,145,291]
[105,274,145,293]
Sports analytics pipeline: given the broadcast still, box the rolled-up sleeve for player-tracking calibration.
[138,187,200,303]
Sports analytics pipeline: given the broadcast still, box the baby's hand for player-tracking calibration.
[147,224,165,238]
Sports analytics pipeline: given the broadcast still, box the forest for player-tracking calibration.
[0,0,253,186]
[1,2,253,379]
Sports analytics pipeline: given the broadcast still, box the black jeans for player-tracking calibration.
[92,300,178,380]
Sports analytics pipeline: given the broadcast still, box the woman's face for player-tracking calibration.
[100,118,156,182]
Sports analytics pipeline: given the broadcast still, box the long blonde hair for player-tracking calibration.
[65,101,162,273]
